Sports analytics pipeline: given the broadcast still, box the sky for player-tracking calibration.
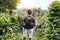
[17,0,60,10]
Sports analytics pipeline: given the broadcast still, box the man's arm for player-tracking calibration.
[22,18,26,27]
[33,18,36,26]
[22,21,26,26]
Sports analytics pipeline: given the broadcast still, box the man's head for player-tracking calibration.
[27,10,32,15]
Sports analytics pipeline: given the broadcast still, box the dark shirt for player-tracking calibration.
[23,15,35,29]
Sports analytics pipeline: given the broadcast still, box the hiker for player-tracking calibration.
[22,10,36,40]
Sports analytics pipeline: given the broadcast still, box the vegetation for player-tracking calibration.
[0,0,60,40]
[45,0,60,40]
[0,0,19,12]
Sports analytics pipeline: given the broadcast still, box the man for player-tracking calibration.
[23,10,36,40]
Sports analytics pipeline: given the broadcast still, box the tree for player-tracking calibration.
[0,0,19,12]
[0,0,20,39]
[45,0,60,40]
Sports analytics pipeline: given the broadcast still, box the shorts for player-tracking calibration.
[23,27,35,38]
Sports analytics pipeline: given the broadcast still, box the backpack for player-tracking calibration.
[24,16,35,29]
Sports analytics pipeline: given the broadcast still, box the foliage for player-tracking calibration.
[0,12,20,40]
[0,0,60,40]
[0,0,19,12]
[45,0,60,40]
